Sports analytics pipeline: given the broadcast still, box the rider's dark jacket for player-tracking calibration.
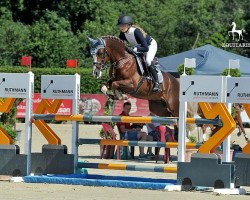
[119,27,152,52]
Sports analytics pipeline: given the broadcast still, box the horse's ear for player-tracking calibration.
[87,36,98,45]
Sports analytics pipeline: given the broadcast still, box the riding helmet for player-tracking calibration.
[117,15,133,25]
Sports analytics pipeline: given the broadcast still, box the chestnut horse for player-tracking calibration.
[89,36,187,117]
[89,36,249,149]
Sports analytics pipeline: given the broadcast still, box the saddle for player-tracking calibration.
[126,48,162,94]
[136,54,162,86]
[127,48,158,78]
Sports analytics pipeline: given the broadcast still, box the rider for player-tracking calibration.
[117,15,161,92]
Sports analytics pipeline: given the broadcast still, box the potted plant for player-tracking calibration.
[188,135,198,143]
[221,68,241,77]
[0,99,22,143]
[0,123,18,144]
[177,64,195,75]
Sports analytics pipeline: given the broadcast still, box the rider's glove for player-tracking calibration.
[133,47,138,53]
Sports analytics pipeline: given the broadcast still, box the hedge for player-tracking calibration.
[0,66,109,94]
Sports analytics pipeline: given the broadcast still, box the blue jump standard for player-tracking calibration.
[23,174,177,190]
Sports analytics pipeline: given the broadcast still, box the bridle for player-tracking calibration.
[90,37,134,81]
[90,38,109,71]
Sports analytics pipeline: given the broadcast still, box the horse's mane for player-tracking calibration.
[101,35,128,50]
[101,35,125,45]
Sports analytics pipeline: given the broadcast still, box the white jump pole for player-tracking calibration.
[25,72,34,175]
[178,100,187,162]
[72,74,80,172]
[223,103,232,162]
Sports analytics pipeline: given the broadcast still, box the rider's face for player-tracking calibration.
[119,24,130,33]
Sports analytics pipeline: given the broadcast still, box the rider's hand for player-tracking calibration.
[133,47,138,53]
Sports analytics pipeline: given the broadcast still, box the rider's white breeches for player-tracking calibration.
[146,38,157,66]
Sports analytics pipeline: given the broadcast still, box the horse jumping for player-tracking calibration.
[89,36,181,117]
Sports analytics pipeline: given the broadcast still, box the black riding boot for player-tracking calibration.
[149,66,161,92]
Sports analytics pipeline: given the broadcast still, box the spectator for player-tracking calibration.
[146,112,176,142]
[201,124,215,142]
[117,101,153,159]
[146,113,161,142]
[234,103,249,142]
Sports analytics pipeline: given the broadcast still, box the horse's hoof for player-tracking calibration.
[101,85,108,94]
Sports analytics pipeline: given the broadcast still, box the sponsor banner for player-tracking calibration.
[226,77,250,103]
[79,94,107,115]
[113,97,149,116]
[180,75,226,103]
[0,73,34,98]
[41,75,80,99]
[16,93,73,118]
[17,93,150,118]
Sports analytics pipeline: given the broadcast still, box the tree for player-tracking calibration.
[0,0,249,68]
[28,11,82,68]
[0,8,30,66]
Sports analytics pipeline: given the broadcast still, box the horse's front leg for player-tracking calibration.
[100,83,118,100]
[100,77,119,99]
[100,77,115,94]
[112,79,134,100]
